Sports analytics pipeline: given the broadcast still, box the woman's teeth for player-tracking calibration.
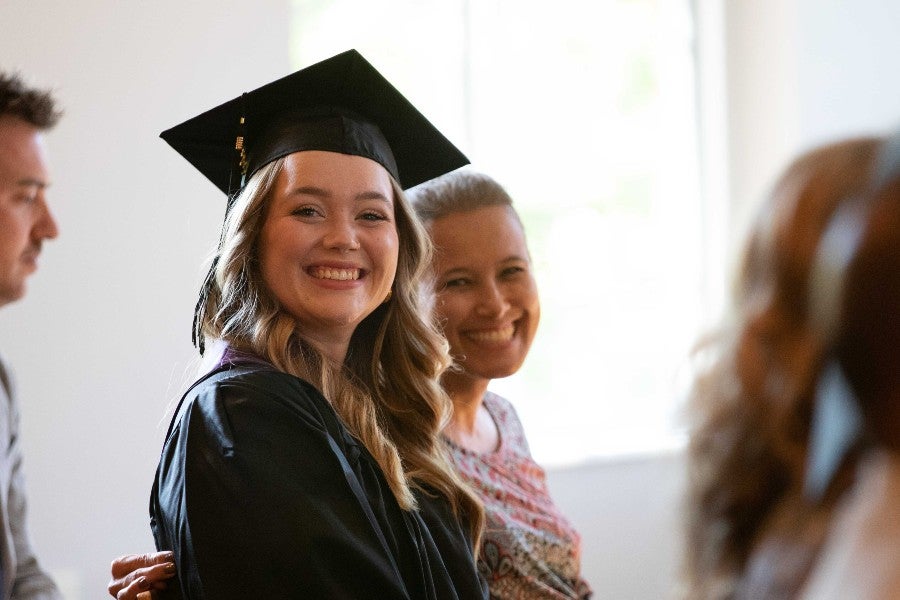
[311,267,360,281]
[466,325,515,343]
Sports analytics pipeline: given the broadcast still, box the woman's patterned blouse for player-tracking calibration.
[445,392,593,599]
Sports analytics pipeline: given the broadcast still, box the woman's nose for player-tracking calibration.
[323,217,359,252]
[475,282,510,318]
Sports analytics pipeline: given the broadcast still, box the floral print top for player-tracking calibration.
[445,392,592,599]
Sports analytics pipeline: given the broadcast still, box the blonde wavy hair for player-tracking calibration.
[682,137,882,599]
[196,157,484,539]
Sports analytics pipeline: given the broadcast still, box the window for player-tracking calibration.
[293,0,706,466]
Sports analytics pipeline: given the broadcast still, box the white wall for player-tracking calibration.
[1,0,899,598]
[547,452,686,599]
[796,0,900,146]
[720,0,900,239]
[0,2,291,597]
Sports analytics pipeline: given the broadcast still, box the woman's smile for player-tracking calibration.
[308,266,362,281]
[462,323,517,345]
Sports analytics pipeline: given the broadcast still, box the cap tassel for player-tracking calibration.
[193,214,230,354]
[196,95,251,353]
[228,93,250,197]
[192,258,218,355]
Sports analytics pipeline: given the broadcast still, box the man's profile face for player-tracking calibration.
[0,115,58,307]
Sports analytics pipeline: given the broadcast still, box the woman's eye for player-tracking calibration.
[442,278,469,289]
[360,211,388,222]
[501,266,526,278]
[292,206,318,217]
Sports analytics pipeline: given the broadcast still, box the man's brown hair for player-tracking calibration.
[0,72,61,128]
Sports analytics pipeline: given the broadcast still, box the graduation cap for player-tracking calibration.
[163,49,469,352]
[160,48,468,194]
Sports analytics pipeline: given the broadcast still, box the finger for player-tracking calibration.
[144,560,177,585]
[111,552,174,578]
[108,558,176,598]
[136,592,153,600]
[108,571,136,598]
[115,576,151,600]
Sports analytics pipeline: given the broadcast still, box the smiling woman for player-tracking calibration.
[109,50,489,600]
[257,151,399,361]
[429,204,540,392]
[411,170,592,599]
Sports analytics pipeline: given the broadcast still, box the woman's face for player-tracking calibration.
[429,204,540,381]
[258,151,398,352]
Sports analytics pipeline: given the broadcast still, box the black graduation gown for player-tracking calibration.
[150,363,487,600]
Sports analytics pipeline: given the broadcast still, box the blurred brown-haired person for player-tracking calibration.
[681,135,887,599]
[796,131,900,599]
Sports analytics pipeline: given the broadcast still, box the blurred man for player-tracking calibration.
[0,72,62,599]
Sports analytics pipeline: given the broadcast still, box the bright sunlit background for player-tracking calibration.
[293,0,706,465]
[2,0,899,597]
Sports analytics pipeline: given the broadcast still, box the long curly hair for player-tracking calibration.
[198,158,484,539]
[681,137,882,599]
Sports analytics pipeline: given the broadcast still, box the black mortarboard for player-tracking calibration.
[165,49,469,353]
[160,49,468,194]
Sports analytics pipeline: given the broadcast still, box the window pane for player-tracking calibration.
[292,0,703,466]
